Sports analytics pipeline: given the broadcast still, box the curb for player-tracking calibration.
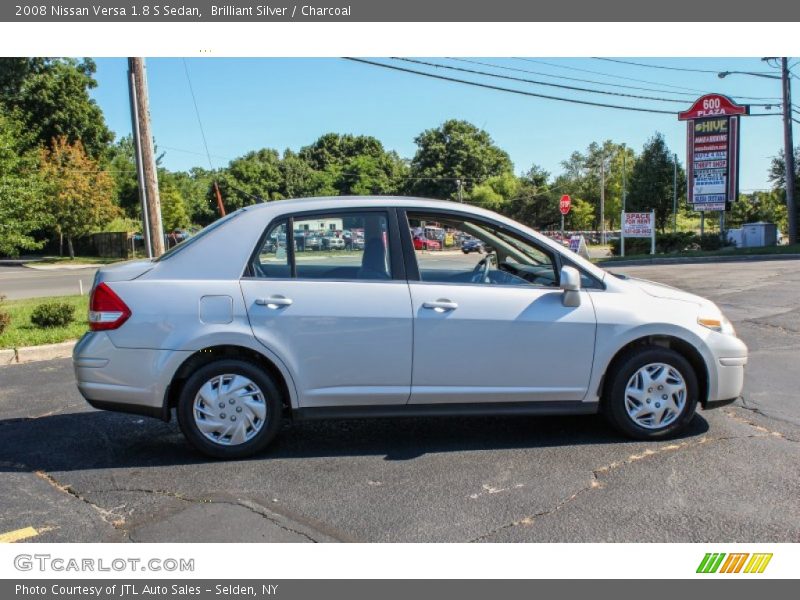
[1,340,76,365]
[597,253,800,268]
[23,263,102,271]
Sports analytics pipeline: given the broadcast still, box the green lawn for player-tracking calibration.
[0,295,89,349]
[595,244,800,264]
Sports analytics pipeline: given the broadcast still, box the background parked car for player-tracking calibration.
[323,233,345,250]
[461,237,484,254]
[413,235,440,251]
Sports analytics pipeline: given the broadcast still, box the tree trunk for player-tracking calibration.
[67,237,75,260]
[59,232,63,257]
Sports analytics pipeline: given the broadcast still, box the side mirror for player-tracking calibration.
[560,266,581,307]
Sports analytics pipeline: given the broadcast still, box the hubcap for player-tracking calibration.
[192,374,267,446]
[624,363,687,430]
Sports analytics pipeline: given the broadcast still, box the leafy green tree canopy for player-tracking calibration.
[0,58,113,159]
[409,120,513,199]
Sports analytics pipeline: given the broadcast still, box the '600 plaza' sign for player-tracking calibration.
[678,94,748,212]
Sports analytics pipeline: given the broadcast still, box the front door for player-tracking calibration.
[405,211,597,405]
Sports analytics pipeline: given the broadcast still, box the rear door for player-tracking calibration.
[241,208,413,408]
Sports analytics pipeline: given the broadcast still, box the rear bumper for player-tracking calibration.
[73,332,192,421]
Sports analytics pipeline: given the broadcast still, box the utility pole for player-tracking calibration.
[456,179,463,203]
[673,153,678,232]
[782,57,797,244]
[600,155,606,245]
[621,149,627,213]
[127,60,152,258]
[129,57,165,257]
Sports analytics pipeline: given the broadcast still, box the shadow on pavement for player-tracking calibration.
[0,407,710,472]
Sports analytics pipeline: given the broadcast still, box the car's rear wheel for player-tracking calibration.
[177,359,282,458]
[604,346,698,440]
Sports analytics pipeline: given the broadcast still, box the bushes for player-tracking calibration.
[30,302,75,328]
[0,296,9,335]
[610,232,732,256]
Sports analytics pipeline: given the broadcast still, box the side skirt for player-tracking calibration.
[293,401,599,421]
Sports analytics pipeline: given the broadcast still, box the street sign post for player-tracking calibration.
[621,210,656,257]
[678,94,748,214]
[559,194,571,241]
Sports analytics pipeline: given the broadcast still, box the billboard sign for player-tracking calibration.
[679,94,748,213]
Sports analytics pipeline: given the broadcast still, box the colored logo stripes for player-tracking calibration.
[697,553,773,574]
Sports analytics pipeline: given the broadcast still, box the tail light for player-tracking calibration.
[88,283,131,331]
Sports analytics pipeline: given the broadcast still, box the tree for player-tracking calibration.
[730,191,787,232]
[298,133,407,196]
[212,148,283,210]
[470,172,520,211]
[626,133,685,232]
[768,146,800,229]
[559,140,634,230]
[159,184,190,231]
[408,120,513,199]
[279,151,337,199]
[0,111,49,257]
[40,138,119,258]
[0,58,113,159]
[107,136,140,217]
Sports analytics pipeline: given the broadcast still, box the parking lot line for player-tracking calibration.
[0,526,39,543]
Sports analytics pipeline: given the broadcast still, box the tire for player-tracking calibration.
[177,359,283,459]
[603,345,698,440]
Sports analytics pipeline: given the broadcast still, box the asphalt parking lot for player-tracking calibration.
[1,259,799,543]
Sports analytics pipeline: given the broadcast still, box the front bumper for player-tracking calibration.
[73,332,192,421]
[703,335,748,407]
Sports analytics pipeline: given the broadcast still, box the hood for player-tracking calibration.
[625,277,715,309]
[94,259,155,285]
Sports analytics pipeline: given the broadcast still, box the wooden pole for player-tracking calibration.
[129,58,164,256]
[213,181,226,217]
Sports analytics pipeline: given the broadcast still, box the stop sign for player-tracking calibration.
[559,194,571,215]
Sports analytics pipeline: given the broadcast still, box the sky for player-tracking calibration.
[89,57,795,192]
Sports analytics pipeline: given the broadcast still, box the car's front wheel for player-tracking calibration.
[177,359,283,458]
[604,346,698,440]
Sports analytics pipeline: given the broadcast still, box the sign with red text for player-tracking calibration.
[679,94,748,212]
[622,212,654,238]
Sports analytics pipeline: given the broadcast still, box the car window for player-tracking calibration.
[251,212,393,281]
[407,212,558,288]
[251,220,290,278]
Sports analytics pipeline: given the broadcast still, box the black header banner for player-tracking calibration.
[2,0,799,22]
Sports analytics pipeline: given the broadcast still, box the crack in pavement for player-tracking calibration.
[469,432,774,543]
[34,471,130,539]
[85,486,327,543]
[723,408,800,442]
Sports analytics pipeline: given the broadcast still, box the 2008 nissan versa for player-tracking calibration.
[73,197,747,458]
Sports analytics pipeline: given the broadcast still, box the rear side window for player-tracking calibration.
[249,212,393,281]
[251,220,290,278]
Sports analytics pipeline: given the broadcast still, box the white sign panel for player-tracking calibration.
[622,212,654,238]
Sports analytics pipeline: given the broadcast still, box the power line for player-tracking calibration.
[448,57,701,98]
[593,57,772,75]
[182,59,216,172]
[512,58,782,101]
[344,57,678,115]
[394,57,690,104]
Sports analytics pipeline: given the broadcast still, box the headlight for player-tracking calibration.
[698,314,736,336]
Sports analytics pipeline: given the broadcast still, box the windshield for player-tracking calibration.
[155,209,243,262]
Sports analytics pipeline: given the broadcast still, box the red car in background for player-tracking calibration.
[413,235,441,251]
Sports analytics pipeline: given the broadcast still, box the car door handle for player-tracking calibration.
[422,299,458,312]
[255,296,293,308]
